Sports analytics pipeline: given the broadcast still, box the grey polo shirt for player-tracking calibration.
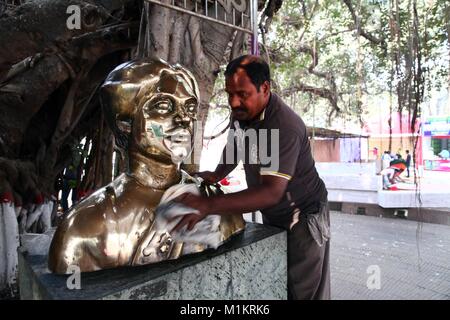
[221,93,327,230]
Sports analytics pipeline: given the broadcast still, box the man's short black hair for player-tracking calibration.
[224,55,270,92]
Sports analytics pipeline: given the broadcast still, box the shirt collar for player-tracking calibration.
[258,106,266,121]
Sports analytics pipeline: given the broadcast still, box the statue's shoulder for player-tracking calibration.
[61,175,128,220]
[111,173,165,208]
[63,173,162,224]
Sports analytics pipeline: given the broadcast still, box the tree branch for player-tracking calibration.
[148,0,173,60]
[168,10,190,64]
[260,0,284,33]
[342,0,387,50]
[230,30,245,61]
[0,0,135,78]
[297,43,339,112]
[282,83,339,112]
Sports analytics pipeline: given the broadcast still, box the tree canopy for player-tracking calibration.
[254,0,448,132]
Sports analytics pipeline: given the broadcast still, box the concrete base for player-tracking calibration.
[316,162,377,175]
[334,202,450,226]
[378,190,450,208]
[317,163,381,205]
[18,223,287,300]
[327,189,379,204]
[317,162,450,209]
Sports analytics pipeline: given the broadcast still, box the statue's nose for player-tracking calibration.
[173,113,191,126]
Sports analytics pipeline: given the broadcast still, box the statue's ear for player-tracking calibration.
[100,80,136,155]
[114,122,130,151]
[101,101,131,153]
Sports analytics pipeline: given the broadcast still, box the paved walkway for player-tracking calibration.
[330,212,450,299]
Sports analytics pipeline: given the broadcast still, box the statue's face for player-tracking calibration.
[132,70,198,164]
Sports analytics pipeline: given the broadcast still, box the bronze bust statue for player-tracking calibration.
[48,58,245,274]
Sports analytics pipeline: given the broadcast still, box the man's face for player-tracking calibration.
[225,68,269,121]
[133,71,198,164]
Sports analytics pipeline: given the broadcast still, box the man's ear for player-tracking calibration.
[262,81,270,96]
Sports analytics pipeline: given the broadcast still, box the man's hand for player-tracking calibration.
[170,193,211,233]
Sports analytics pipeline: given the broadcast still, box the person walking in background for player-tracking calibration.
[405,150,411,178]
[372,147,378,160]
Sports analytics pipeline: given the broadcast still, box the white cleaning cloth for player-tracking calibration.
[154,183,222,249]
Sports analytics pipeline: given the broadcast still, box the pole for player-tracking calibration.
[251,0,259,55]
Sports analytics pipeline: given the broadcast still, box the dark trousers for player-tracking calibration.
[61,182,77,212]
[287,202,331,300]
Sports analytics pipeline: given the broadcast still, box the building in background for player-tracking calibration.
[422,90,450,172]
[363,112,422,168]
[308,127,368,163]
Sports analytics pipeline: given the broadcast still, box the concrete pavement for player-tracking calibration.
[330,211,450,300]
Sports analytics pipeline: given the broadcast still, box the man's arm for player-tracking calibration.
[174,125,301,231]
[172,175,288,232]
[210,175,287,214]
[198,163,237,184]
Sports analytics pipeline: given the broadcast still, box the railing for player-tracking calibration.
[145,0,258,53]
[0,0,26,15]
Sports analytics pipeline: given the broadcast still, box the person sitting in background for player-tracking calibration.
[381,162,406,190]
[438,149,449,160]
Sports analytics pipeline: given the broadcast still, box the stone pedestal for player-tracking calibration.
[18,223,287,300]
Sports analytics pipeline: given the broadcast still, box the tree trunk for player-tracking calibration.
[0,201,19,297]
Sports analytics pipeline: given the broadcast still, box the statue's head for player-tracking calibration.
[100,58,199,165]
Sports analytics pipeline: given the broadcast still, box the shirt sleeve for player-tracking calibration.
[260,128,301,181]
